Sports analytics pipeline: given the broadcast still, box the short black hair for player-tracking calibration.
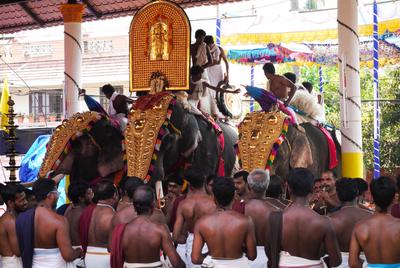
[33,179,56,202]
[212,177,235,207]
[190,65,204,76]
[1,183,26,204]
[204,35,214,45]
[233,170,249,183]
[133,185,155,215]
[125,177,144,199]
[287,168,314,197]
[185,168,206,189]
[93,179,117,203]
[302,82,313,93]
[354,178,368,195]
[207,174,217,185]
[283,72,296,84]
[263,63,275,75]
[67,181,90,204]
[336,178,358,202]
[195,29,206,39]
[266,175,284,198]
[101,84,115,95]
[370,176,398,211]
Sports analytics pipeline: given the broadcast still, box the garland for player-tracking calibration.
[265,117,290,171]
[145,98,177,183]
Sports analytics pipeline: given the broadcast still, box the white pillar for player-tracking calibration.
[60,3,85,118]
[338,0,363,178]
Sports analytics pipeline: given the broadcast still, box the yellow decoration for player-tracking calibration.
[60,4,85,23]
[39,112,101,178]
[342,152,364,178]
[125,94,174,180]
[222,19,400,45]
[238,111,287,172]
[0,78,9,132]
[129,0,191,92]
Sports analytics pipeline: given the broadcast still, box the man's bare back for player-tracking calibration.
[330,207,371,252]
[0,212,20,257]
[269,74,294,100]
[64,206,84,246]
[111,206,165,229]
[350,214,400,265]
[245,199,278,245]
[88,205,115,248]
[194,210,256,260]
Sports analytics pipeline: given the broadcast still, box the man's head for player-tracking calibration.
[233,170,249,197]
[204,35,215,48]
[370,176,398,212]
[195,29,206,42]
[212,177,235,207]
[354,178,368,199]
[24,188,36,209]
[302,82,313,94]
[336,178,358,203]
[185,168,206,190]
[1,183,28,213]
[248,169,270,195]
[287,168,314,197]
[320,170,336,192]
[132,185,155,215]
[33,179,59,208]
[263,63,275,78]
[313,178,323,193]
[167,174,184,197]
[206,174,217,196]
[67,181,92,206]
[101,84,115,99]
[266,174,284,198]
[190,65,204,82]
[283,72,296,84]
[125,177,145,200]
[93,179,118,205]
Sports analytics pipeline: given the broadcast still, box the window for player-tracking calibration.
[83,40,113,54]
[29,90,62,121]
[99,85,123,110]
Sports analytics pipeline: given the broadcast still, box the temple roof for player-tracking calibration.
[0,0,243,34]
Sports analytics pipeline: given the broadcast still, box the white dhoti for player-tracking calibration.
[186,233,209,268]
[1,255,22,268]
[203,256,250,268]
[279,251,323,268]
[123,261,164,268]
[32,248,75,268]
[72,246,85,267]
[84,246,110,268]
[176,243,188,267]
[249,246,268,268]
[339,252,368,268]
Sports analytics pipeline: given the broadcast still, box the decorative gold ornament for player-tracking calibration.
[125,94,174,180]
[238,111,287,172]
[39,112,101,178]
[129,0,191,92]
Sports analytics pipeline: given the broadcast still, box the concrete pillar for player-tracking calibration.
[60,3,85,118]
[338,0,363,178]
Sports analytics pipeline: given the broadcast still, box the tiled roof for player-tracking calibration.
[0,0,244,34]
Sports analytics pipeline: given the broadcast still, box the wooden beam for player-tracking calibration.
[82,0,102,18]
[18,2,45,26]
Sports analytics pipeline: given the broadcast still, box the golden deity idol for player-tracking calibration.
[150,20,169,61]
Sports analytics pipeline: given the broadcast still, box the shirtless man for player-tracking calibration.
[266,174,290,210]
[16,179,82,268]
[79,179,118,268]
[0,183,27,268]
[101,84,132,130]
[173,169,216,268]
[245,169,278,268]
[110,186,185,268]
[191,29,212,69]
[330,178,372,268]
[263,63,296,105]
[232,171,251,213]
[265,168,341,268]
[313,170,341,215]
[349,176,400,268]
[192,177,256,267]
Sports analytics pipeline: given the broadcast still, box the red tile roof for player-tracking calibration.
[0,0,244,34]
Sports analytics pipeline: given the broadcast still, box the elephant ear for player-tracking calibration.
[289,127,313,169]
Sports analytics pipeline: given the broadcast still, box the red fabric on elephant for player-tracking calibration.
[110,223,127,268]
[318,127,338,170]
[78,203,96,255]
[134,92,172,110]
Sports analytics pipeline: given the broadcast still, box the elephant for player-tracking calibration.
[271,122,341,180]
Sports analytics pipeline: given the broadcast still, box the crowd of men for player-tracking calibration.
[0,168,399,268]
